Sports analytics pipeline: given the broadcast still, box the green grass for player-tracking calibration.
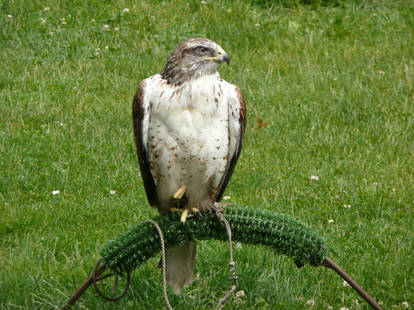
[1,0,413,309]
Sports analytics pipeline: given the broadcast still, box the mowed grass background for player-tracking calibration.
[1,0,413,309]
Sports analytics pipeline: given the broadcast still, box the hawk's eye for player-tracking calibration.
[196,46,208,54]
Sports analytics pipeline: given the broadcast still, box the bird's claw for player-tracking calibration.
[192,208,202,218]
[173,185,186,200]
[180,209,189,225]
[171,207,201,225]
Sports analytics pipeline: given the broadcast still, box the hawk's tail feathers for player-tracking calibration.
[165,241,196,294]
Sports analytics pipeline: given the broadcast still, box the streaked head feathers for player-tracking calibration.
[161,38,230,86]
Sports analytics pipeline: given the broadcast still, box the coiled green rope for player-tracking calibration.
[100,206,327,275]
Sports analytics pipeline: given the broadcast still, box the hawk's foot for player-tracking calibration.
[170,206,201,224]
[190,207,202,219]
[173,185,186,200]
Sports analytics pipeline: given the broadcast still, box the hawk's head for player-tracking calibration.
[161,38,230,86]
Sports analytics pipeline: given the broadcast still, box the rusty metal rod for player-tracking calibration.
[61,263,106,310]
[321,257,383,310]
[92,258,131,301]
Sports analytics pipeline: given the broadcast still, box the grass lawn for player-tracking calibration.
[1,0,413,309]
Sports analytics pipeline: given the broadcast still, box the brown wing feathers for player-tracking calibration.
[215,86,246,202]
[132,82,160,207]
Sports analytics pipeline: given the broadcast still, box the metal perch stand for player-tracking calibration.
[61,206,383,310]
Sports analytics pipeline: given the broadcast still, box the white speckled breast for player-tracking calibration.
[147,73,230,209]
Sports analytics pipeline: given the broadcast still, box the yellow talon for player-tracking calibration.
[173,185,186,200]
[170,205,201,223]
[180,209,189,223]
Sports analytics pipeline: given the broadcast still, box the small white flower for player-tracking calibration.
[61,18,66,25]
[310,175,319,181]
[288,21,300,31]
[122,8,130,13]
[402,301,409,308]
[306,299,315,307]
[201,0,207,4]
[236,242,242,250]
[95,51,99,56]
[327,306,333,310]
[236,290,245,298]
[59,122,64,126]
[44,7,50,11]
[40,18,46,25]
[110,190,116,195]
[7,14,13,19]
[340,307,349,310]
[222,195,231,200]
[373,182,378,186]
[52,190,60,195]
[373,13,378,17]
[328,219,334,224]
[343,280,350,287]
[102,24,110,31]
[114,27,120,32]
[343,204,351,209]
[105,46,109,50]
[378,70,385,75]
[392,187,397,192]
[255,23,260,27]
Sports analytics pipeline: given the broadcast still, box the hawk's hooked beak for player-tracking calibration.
[221,52,230,65]
[203,49,230,65]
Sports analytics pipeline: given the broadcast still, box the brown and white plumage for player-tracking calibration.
[132,38,246,293]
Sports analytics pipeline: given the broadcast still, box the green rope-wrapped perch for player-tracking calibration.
[100,206,327,275]
[62,206,383,310]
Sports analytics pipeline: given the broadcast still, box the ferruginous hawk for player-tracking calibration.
[132,38,246,293]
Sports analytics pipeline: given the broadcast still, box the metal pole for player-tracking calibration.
[321,257,383,310]
[61,264,106,310]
